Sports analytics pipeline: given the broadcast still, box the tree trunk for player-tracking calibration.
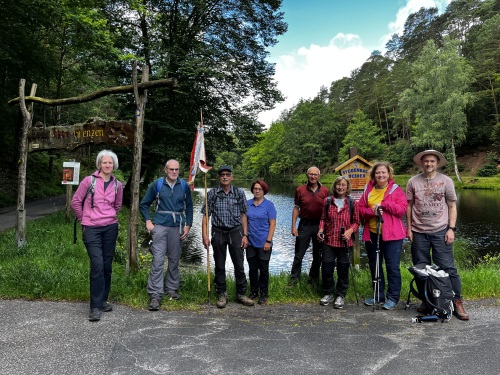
[451,139,462,183]
[127,63,149,274]
[16,80,37,247]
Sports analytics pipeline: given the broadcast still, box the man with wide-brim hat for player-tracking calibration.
[406,149,469,320]
[412,149,448,167]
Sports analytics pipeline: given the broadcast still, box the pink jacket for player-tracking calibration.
[358,179,407,242]
[71,171,123,227]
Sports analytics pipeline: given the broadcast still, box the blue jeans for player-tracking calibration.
[365,231,402,303]
[411,229,462,299]
[82,223,118,308]
[290,221,321,280]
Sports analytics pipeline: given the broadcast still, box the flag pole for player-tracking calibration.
[204,168,211,304]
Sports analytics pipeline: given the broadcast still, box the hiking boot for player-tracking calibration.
[166,290,181,301]
[320,294,334,306]
[89,308,101,321]
[334,296,345,309]
[100,302,113,312]
[148,298,160,311]
[216,292,228,309]
[453,299,470,321]
[237,294,255,306]
[248,292,258,301]
[383,300,397,310]
[258,296,268,305]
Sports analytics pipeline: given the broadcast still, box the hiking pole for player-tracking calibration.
[373,207,384,312]
[341,227,358,305]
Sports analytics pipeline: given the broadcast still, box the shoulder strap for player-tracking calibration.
[348,196,354,224]
[74,175,96,244]
[324,196,332,220]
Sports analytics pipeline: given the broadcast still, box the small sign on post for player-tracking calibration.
[62,162,80,185]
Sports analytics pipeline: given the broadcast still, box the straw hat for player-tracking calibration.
[412,150,448,167]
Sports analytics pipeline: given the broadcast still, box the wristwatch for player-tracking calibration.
[242,234,248,237]
[265,240,272,244]
[448,226,456,232]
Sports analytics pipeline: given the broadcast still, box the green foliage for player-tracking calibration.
[386,140,415,174]
[477,164,499,177]
[339,109,386,161]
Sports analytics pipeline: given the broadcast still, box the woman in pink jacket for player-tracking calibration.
[71,150,123,321]
[358,162,407,310]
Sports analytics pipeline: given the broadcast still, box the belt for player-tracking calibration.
[212,226,240,233]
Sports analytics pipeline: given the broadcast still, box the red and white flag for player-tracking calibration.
[187,122,211,189]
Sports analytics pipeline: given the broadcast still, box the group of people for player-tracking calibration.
[72,149,469,322]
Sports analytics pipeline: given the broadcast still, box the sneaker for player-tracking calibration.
[364,297,385,306]
[383,300,397,310]
[148,298,160,311]
[100,302,113,312]
[237,294,255,306]
[320,294,334,306]
[89,308,101,321]
[248,292,258,301]
[166,290,181,301]
[216,292,228,309]
[334,296,345,309]
[258,296,268,305]
[453,299,470,321]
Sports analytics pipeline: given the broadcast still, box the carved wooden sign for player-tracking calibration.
[28,118,134,152]
[335,155,373,201]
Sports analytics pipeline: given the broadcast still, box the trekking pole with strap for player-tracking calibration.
[341,227,359,305]
[373,207,384,312]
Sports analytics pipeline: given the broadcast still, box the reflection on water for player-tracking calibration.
[177,182,500,275]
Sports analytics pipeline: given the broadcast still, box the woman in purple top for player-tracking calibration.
[71,150,123,322]
[245,180,277,305]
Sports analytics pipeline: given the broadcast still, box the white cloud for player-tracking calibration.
[259,34,370,126]
[258,0,453,127]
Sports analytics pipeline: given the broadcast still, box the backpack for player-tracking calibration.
[73,175,118,244]
[406,264,455,322]
[324,195,354,224]
[153,177,189,213]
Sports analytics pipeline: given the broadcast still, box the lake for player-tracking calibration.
[177,181,500,275]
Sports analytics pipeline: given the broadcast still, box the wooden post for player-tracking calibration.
[16,80,37,247]
[127,63,149,274]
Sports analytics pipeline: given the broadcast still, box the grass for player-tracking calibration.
[0,211,498,310]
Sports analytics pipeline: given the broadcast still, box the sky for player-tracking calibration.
[258,0,453,126]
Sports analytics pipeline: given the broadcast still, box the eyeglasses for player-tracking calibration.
[253,188,263,191]
[219,173,232,177]
[167,168,179,171]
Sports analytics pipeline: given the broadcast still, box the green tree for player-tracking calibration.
[339,109,385,161]
[400,37,475,182]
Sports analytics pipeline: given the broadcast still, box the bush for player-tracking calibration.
[477,164,498,177]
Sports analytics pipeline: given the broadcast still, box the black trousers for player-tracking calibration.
[246,246,272,297]
[321,244,349,297]
[290,221,321,280]
[211,227,247,295]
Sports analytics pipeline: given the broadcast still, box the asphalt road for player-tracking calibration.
[0,195,67,232]
[0,298,499,375]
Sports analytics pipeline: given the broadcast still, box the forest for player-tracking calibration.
[1,0,499,187]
